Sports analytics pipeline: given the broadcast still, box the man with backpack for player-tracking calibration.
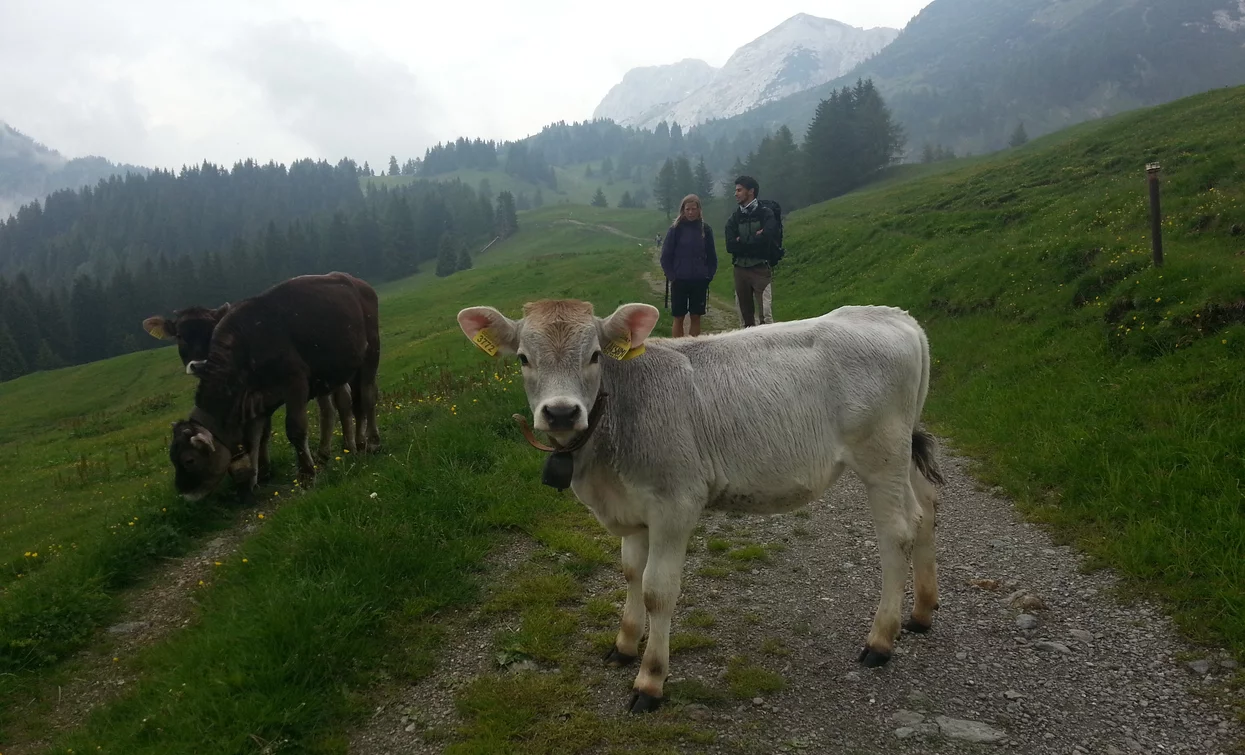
[725,175,784,327]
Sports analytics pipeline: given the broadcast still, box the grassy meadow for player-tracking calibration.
[0,214,662,751]
[0,84,1242,752]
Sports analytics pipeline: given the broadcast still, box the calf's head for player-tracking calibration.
[168,420,231,501]
[143,304,230,371]
[457,299,659,438]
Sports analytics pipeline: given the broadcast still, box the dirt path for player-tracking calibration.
[3,477,296,754]
[642,240,737,333]
[555,218,648,242]
[348,441,1242,754]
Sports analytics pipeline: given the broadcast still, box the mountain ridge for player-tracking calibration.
[594,13,897,130]
[0,122,150,220]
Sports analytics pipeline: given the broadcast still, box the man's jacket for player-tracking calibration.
[725,200,779,268]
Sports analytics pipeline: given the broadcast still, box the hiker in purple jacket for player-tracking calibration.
[660,194,717,337]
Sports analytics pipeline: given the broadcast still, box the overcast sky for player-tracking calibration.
[0,0,932,171]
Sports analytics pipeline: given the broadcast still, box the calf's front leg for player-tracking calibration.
[628,524,692,714]
[604,532,649,666]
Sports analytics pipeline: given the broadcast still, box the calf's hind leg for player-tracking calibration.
[905,461,940,633]
[283,379,317,481]
[854,431,921,667]
[331,384,357,454]
[315,394,336,461]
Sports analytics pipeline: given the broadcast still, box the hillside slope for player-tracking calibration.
[694,0,1245,158]
[752,84,1245,648]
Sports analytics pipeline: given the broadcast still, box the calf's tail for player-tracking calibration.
[911,429,946,487]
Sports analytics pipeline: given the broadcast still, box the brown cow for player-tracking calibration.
[143,304,354,474]
[168,272,381,502]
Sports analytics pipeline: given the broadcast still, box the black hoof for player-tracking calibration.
[627,690,665,714]
[858,646,892,667]
[903,618,933,634]
[603,646,637,667]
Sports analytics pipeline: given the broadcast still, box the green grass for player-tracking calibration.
[0,236,659,750]
[723,656,785,699]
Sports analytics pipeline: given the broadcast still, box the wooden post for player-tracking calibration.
[1146,162,1163,268]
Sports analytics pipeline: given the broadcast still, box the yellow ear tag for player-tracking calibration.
[604,336,645,361]
[472,328,499,356]
[146,323,166,339]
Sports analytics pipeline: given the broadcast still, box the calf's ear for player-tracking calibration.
[210,303,231,322]
[143,316,175,340]
[600,303,660,360]
[457,306,520,357]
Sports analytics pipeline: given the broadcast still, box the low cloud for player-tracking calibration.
[220,21,444,167]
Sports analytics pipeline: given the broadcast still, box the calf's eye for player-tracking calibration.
[589,351,601,365]
[518,354,530,367]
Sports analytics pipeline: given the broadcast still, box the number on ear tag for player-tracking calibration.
[603,336,630,360]
[604,336,645,361]
[146,322,166,339]
[473,329,499,356]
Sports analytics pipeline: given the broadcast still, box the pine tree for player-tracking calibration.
[584,164,595,178]
[591,188,608,208]
[1,281,40,367]
[0,320,27,381]
[1009,122,1029,147]
[601,156,614,178]
[383,194,418,278]
[436,232,459,277]
[388,156,400,176]
[654,158,677,219]
[673,156,695,199]
[694,157,713,199]
[34,339,65,372]
[618,191,634,209]
[800,80,901,204]
[495,191,519,238]
[457,245,473,271]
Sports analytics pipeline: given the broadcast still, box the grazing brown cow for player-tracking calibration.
[169,272,382,502]
[144,303,354,473]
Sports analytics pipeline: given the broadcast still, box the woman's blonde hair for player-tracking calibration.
[671,193,705,237]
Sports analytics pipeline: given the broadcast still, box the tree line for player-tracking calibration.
[0,180,519,382]
[0,157,367,291]
[719,79,903,214]
[641,79,904,218]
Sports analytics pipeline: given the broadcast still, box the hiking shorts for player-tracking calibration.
[670,279,710,317]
